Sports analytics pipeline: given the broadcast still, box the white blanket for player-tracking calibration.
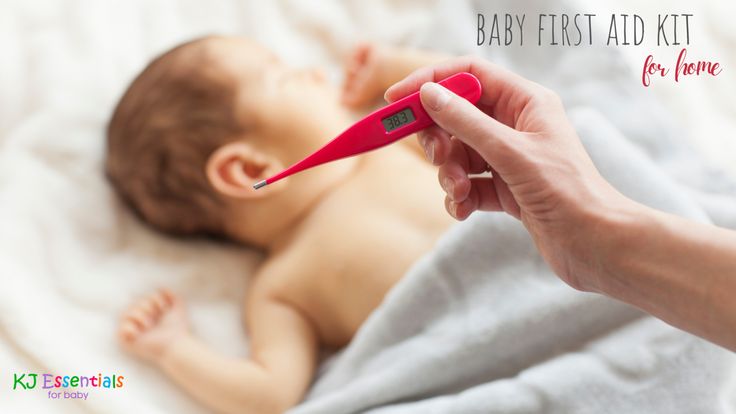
[0,0,734,413]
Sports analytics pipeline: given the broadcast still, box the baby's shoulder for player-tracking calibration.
[247,239,325,297]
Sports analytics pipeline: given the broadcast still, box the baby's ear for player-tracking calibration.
[206,142,284,199]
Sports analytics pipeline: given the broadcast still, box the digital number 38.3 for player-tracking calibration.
[381,108,415,132]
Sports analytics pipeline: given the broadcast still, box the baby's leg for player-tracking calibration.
[342,43,449,108]
[119,288,317,414]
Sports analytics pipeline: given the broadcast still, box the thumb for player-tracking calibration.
[420,82,517,168]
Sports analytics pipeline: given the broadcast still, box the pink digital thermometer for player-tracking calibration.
[253,72,482,189]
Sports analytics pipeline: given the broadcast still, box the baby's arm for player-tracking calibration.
[119,276,317,414]
[343,43,449,108]
[161,288,316,414]
[342,44,450,159]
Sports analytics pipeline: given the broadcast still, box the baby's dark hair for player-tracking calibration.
[106,36,243,237]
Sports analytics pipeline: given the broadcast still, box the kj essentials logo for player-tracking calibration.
[12,372,125,401]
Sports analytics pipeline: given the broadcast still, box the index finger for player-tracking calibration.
[384,55,542,117]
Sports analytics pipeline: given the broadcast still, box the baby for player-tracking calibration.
[107,36,452,414]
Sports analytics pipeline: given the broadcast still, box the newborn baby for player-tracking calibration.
[107,36,451,414]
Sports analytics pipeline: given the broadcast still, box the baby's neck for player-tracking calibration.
[232,156,361,252]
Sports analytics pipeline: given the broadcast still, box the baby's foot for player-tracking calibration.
[342,42,394,108]
[118,288,190,363]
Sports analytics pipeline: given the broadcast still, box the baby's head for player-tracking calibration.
[106,36,351,246]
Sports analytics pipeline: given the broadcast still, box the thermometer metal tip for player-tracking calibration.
[253,180,267,190]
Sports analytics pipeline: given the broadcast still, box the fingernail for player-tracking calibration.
[383,85,395,102]
[442,177,455,197]
[421,82,451,111]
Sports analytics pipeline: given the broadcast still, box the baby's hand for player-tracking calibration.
[118,289,190,363]
[342,42,394,108]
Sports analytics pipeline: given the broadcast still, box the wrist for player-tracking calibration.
[572,188,652,295]
[158,334,199,372]
[583,195,654,295]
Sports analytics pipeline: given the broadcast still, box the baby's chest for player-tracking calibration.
[281,219,430,345]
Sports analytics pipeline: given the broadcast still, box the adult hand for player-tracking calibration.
[386,56,736,353]
[385,56,637,292]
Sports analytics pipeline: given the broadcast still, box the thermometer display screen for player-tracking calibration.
[381,108,416,132]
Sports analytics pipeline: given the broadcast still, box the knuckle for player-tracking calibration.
[533,86,562,108]
[462,54,482,67]
[417,131,429,147]
[437,168,451,190]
